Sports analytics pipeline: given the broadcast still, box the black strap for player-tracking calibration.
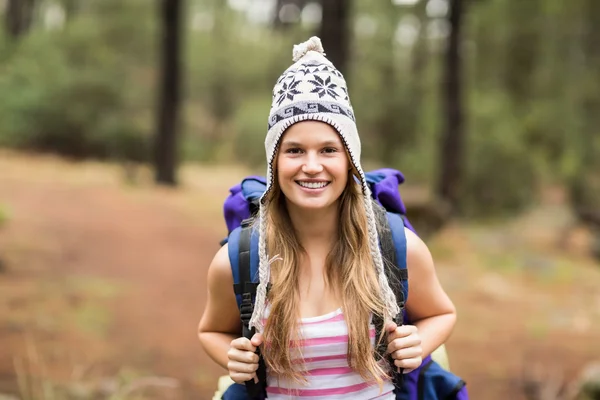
[445,380,467,400]
[233,220,259,297]
[238,224,253,339]
[372,202,407,389]
[374,203,407,294]
[236,222,267,399]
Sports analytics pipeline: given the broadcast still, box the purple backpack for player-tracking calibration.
[220,168,468,400]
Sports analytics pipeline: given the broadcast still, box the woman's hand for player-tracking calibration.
[227,333,264,384]
[386,322,423,374]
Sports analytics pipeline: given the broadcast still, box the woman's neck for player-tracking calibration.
[285,201,341,314]
[286,202,338,250]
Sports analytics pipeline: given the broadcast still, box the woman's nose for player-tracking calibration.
[301,153,324,174]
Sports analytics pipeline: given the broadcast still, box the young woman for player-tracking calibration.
[198,37,457,399]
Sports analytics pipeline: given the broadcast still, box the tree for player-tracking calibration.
[409,0,430,111]
[373,1,406,164]
[503,1,540,107]
[5,0,36,39]
[318,0,350,75]
[154,0,183,186]
[62,0,79,22]
[437,0,466,213]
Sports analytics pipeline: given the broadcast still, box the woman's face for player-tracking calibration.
[276,120,350,212]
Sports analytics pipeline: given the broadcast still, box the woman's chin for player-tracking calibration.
[286,197,337,212]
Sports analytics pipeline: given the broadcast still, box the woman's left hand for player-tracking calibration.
[386,322,423,374]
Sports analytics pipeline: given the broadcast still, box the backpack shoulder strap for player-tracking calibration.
[386,211,409,306]
[372,203,409,311]
[372,203,409,389]
[228,220,260,308]
[227,218,267,399]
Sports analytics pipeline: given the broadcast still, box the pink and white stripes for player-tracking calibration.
[264,308,395,399]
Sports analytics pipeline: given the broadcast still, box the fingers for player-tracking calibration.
[393,356,423,374]
[228,337,261,384]
[385,321,397,333]
[386,325,423,374]
[391,346,422,361]
[393,325,417,338]
[251,332,264,347]
[228,359,259,375]
[386,324,418,343]
[228,338,260,364]
[228,358,259,383]
[230,337,257,353]
[387,332,421,354]
[229,369,257,384]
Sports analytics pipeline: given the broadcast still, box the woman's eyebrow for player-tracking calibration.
[281,140,302,147]
[281,140,341,147]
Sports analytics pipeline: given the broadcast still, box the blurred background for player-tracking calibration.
[0,0,599,399]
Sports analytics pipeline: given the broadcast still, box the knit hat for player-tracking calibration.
[249,36,400,331]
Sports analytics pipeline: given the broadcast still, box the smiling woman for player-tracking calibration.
[198,36,464,400]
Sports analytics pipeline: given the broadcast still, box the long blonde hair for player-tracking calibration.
[261,170,391,386]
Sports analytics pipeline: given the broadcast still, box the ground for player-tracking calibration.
[0,151,599,400]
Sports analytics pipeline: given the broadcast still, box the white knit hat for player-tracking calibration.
[249,37,400,331]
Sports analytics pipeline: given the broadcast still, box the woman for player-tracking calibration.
[198,37,457,399]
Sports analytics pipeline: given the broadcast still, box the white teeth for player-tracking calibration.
[297,181,328,189]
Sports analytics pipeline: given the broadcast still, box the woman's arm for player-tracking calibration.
[198,243,243,370]
[404,228,457,358]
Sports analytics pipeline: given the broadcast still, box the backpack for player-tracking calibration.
[219,168,468,400]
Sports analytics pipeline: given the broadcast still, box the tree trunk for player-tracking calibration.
[5,0,35,39]
[209,0,233,125]
[504,1,540,107]
[154,0,183,186]
[410,0,429,99]
[63,0,78,21]
[437,0,465,213]
[318,0,350,75]
[376,1,402,164]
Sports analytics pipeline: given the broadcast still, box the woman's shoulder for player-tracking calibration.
[404,227,434,271]
[207,243,234,286]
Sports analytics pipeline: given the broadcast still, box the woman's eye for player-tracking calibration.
[286,148,302,154]
[323,147,338,153]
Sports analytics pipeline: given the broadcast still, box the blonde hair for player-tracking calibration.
[261,170,391,387]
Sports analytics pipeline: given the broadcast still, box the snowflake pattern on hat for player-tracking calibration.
[275,78,302,106]
[309,75,338,99]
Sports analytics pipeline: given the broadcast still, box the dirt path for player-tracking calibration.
[1,152,599,400]
[0,153,240,398]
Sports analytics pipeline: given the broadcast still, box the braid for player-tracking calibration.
[249,205,270,332]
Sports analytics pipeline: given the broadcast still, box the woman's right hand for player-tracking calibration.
[227,333,264,384]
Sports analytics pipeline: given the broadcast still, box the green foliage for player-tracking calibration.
[232,95,272,168]
[462,91,538,217]
[0,4,150,161]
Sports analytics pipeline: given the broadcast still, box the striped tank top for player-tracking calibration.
[263,307,395,399]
